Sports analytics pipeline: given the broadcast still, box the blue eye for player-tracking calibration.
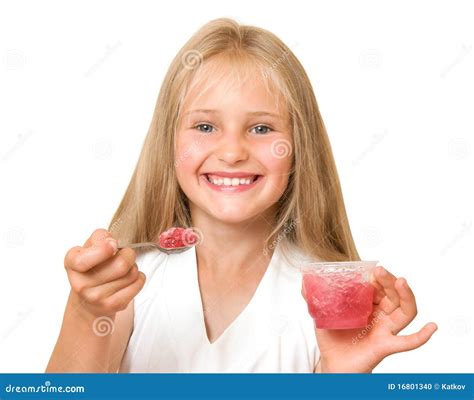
[251,125,272,135]
[195,123,215,133]
[193,124,272,134]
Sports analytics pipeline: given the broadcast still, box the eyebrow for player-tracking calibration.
[183,109,283,119]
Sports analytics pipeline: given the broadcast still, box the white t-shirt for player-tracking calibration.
[119,242,320,373]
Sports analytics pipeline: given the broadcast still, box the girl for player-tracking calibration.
[47,18,437,373]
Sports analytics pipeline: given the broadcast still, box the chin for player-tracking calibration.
[207,207,263,225]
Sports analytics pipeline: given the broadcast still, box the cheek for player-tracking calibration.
[249,141,292,202]
[257,141,292,182]
[174,133,208,182]
[268,158,292,196]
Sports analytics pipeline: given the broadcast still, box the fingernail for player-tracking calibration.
[106,237,118,254]
[98,231,111,241]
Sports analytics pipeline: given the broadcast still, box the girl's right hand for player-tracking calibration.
[64,228,146,318]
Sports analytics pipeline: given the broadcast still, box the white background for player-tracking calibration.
[0,0,472,372]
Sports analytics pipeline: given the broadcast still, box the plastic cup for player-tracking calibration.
[299,261,378,329]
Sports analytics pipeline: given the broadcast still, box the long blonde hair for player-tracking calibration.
[108,18,360,262]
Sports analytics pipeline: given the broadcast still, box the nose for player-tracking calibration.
[214,129,249,165]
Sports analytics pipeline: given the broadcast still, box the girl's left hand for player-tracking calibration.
[302,266,438,373]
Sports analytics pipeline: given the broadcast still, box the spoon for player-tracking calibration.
[117,227,200,255]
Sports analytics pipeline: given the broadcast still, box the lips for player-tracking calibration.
[202,171,261,178]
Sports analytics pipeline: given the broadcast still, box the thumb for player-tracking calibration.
[83,228,112,248]
[301,282,307,300]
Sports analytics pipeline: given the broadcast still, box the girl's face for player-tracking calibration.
[175,62,292,225]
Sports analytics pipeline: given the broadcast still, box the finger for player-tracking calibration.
[82,264,140,301]
[83,228,112,248]
[369,271,384,291]
[386,323,438,355]
[65,238,118,273]
[388,278,418,333]
[397,278,417,316]
[68,257,138,297]
[369,272,385,305]
[88,247,136,284]
[372,285,385,305]
[100,272,146,313]
[301,282,307,300]
[374,266,400,313]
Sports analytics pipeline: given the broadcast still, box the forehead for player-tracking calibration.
[179,55,287,117]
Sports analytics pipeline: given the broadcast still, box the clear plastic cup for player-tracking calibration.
[299,261,378,329]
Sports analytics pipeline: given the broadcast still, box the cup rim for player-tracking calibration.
[296,260,379,274]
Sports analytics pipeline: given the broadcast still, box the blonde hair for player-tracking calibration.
[108,18,361,262]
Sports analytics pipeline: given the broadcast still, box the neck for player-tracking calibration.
[190,205,277,276]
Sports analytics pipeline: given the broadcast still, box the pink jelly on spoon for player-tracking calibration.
[158,227,199,249]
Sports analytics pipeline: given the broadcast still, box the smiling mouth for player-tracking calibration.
[203,174,261,187]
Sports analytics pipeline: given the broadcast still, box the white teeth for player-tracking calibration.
[206,175,256,186]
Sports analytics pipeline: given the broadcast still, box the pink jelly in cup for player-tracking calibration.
[300,261,378,329]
